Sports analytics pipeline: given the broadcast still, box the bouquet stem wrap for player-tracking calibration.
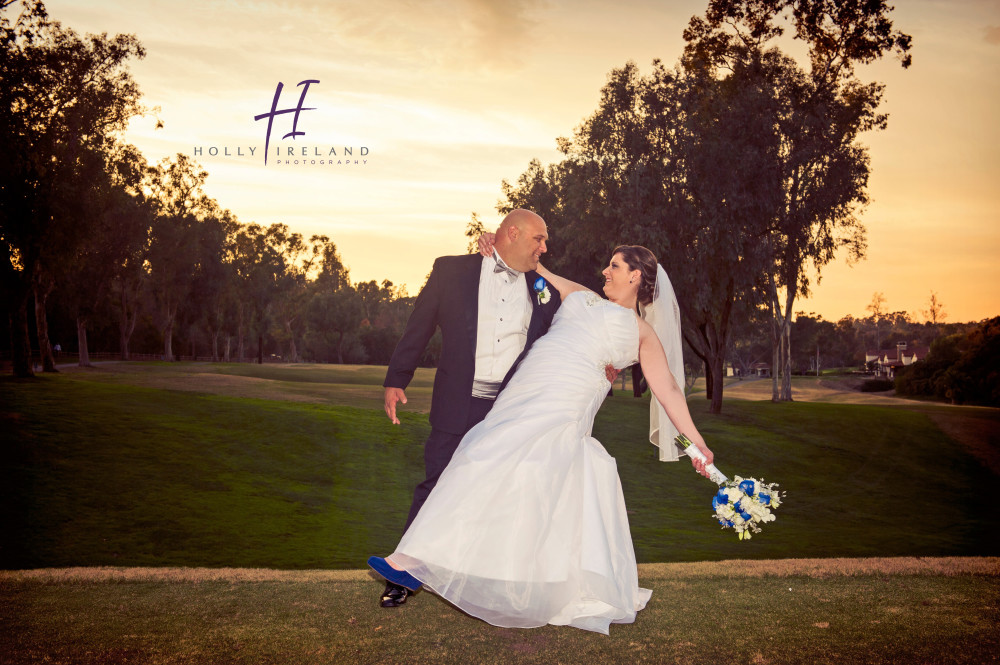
[675,434,728,484]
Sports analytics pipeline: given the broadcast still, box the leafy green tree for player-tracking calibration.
[228,222,293,362]
[1,0,147,375]
[356,278,412,365]
[145,154,213,361]
[192,206,238,362]
[59,142,150,366]
[729,304,772,377]
[498,58,777,413]
[682,0,912,401]
[302,238,364,364]
[107,147,157,361]
[265,230,315,363]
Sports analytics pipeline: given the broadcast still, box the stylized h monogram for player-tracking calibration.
[254,79,320,165]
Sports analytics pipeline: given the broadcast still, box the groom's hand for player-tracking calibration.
[605,365,620,384]
[384,387,408,424]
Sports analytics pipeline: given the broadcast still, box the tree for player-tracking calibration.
[922,290,947,325]
[226,221,308,363]
[866,291,886,351]
[464,213,487,254]
[498,57,777,413]
[682,0,912,402]
[1,0,148,375]
[145,154,212,361]
[59,142,150,366]
[302,237,364,364]
[790,312,839,374]
[356,278,412,365]
[729,304,773,376]
[266,229,314,363]
[187,203,237,361]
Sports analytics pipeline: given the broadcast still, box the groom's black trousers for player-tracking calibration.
[403,396,495,530]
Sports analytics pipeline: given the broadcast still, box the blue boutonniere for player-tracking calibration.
[533,277,551,305]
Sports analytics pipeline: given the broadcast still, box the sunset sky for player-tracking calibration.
[38,0,1000,323]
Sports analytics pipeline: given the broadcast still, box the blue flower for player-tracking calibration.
[740,510,751,521]
[739,479,756,495]
[533,277,547,293]
[759,493,771,506]
[712,495,722,511]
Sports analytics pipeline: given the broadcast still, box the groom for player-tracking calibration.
[379,208,561,607]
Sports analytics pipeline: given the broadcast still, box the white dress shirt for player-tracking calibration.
[472,252,532,398]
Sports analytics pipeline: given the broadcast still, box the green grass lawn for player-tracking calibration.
[2,363,998,569]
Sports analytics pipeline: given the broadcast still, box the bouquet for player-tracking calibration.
[675,434,783,540]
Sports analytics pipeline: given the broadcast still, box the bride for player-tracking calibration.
[369,244,714,634]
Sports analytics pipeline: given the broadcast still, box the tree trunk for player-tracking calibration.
[781,290,794,401]
[771,318,781,402]
[33,282,57,372]
[769,278,782,402]
[704,360,714,401]
[237,302,246,362]
[285,319,297,363]
[117,277,139,361]
[120,308,135,360]
[211,329,220,362]
[9,288,35,378]
[163,319,174,361]
[257,334,263,364]
[77,317,91,367]
[336,331,344,364]
[768,274,795,402]
[706,353,723,414]
[224,335,231,362]
[631,365,644,397]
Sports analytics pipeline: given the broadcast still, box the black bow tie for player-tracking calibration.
[493,255,520,279]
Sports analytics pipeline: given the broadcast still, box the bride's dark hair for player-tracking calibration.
[612,245,658,307]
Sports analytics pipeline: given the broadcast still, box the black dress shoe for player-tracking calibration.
[380,581,412,608]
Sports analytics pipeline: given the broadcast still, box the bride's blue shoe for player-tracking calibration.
[367,556,423,591]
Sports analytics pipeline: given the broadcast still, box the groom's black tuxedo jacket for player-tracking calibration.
[384,253,561,435]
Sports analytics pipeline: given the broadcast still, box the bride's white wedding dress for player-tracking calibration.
[391,290,652,634]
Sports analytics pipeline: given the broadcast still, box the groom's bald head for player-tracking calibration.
[494,209,548,272]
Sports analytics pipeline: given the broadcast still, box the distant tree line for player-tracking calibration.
[1,1,421,375]
[729,306,982,377]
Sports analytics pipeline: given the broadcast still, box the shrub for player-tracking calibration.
[860,379,894,392]
[895,317,1000,406]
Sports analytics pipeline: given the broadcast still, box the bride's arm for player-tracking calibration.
[534,263,592,301]
[635,316,714,477]
[476,232,593,301]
